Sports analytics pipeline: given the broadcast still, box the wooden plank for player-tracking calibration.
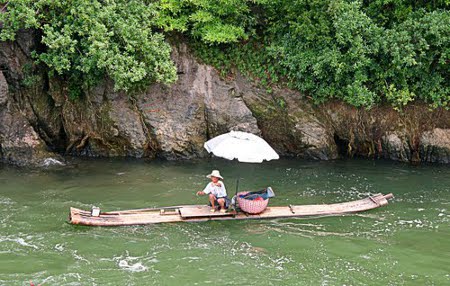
[290,199,373,215]
[179,206,233,218]
[70,207,184,226]
[101,205,195,215]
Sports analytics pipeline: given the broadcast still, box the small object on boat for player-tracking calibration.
[239,187,275,200]
[289,205,295,214]
[237,191,269,214]
[69,193,394,227]
[159,208,179,216]
[266,187,275,198]
[91,206,100,217]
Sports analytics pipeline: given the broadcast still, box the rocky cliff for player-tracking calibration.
[0,31,449,166]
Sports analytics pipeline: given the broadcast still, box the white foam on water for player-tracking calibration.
[0,196,15,205]
[397,220,414,225]
[269,256,293,271]
[42,158,66,167]
[118,260,148,272]
[395,218,436,229]
[72,250,90,264]
[182,256,201,262]
[54,243,65,251]
[16,238,38,249]
[0,236,39,249]
[110,250,164,273]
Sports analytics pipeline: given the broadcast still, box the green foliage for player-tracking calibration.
[0,0,448,108]
[188,0,449,109]
[156,0,259,43]
[262,1,383,107]
[380,9,450,108]
[276,97,286,109]
[0,0,177,95]
[384,84,415,111]
[362,0,448,27]
[21,62,40,88]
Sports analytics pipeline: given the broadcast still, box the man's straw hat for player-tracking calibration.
[206,170,223,180]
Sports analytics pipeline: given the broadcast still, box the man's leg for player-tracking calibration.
[217,198,225,210]
[209,194,216,208]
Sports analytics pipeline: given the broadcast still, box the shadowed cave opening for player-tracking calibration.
[334,134,350,157]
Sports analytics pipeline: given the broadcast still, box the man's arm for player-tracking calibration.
[197,182,212,196]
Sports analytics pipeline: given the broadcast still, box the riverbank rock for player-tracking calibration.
[0,30,450,165]
[236,75,338,160]
[0,74,63,167]
[137,44,260,159]
[381,132,412,162]
[0,71,7,106]
[12,42,260,160]
[420,128,450,163]
[46,79,157,158]
[320,103,450,163]
[0,33,64,167]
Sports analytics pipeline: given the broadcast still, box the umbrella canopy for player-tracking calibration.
[204,131,279,163]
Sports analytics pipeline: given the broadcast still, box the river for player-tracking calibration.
[0,158,449,285]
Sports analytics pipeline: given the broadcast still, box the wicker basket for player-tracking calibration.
[237,191,269,214]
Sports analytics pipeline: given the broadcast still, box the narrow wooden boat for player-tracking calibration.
[69,193,393,227]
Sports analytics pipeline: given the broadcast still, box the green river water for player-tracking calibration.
[0,158,449,285]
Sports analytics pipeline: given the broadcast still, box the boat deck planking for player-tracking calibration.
[179,205,234,218]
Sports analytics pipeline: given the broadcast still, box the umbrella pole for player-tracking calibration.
[234,178,240,210]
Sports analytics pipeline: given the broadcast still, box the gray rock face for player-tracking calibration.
[0,71,6,159]
[382,132,411,162]
[420,128,450,163]
[18,43,260,161]
[0,31,64,166]
[58,81,155,158]
[108,96,149,158]
[0,71,7,106]
[138,44,260,159]
[239,80,338,160]
[0,30,35,86]
[0,89,62,167]
[0,30,449,166]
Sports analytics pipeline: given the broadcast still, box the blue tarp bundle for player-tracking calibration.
[239,187,275,200]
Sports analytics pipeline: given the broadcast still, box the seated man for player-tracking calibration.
[196,170,230,213]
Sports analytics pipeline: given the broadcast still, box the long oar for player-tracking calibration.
[102,205,193,215]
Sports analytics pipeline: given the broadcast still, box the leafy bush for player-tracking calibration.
[1,0,448,108]
[0,0,177,94]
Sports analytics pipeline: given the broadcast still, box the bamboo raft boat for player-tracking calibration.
[69,193,394,226]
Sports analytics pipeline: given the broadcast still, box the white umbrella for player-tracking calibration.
[203,131,279,210]
[204,131,279,163]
